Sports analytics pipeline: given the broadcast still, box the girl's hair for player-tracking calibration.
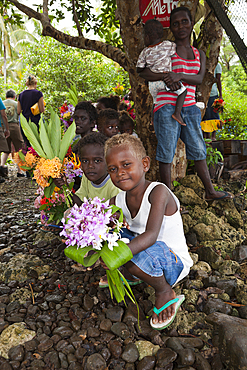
[119,111,134,130]
[144,19,164,39]
[97,108,119,129]
[170,6,192,23]
[74,101,97,123]
[97,94,120,111]
[105,133,146,161]
[73,131,107,158]
[26,75,37,86]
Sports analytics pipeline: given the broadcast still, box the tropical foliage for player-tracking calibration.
[18,36,129,111]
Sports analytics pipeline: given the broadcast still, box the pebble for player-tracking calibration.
[121,343,139,363]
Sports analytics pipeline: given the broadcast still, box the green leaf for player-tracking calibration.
[44,181,56,198]
[20,114,47,158]
[99,240,133,271]
[18,151,26,161]
[58,121,76,161]
[48,108,61,157]
[39,121,55,159]
[64,245,100,266]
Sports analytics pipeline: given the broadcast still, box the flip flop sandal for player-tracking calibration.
[204,191,233,202]
[150,294,185,330]
[99,277,143,288]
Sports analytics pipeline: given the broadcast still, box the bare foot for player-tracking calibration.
[172,113,186,126]
[152,287,176,325]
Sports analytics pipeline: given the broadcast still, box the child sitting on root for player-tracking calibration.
[102,134,193,330]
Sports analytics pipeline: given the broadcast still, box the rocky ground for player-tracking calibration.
[0,164,247,370]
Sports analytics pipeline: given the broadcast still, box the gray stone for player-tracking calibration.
[166,337,183,352]
[135,340,160,361]
[197,246,223,269]
[216,279,237,296]
[194,352,211,370]
[100,319,112,331]
[0,253,50,283]
[0,322,36,359]
[203,298,233,315]
[174,186,207,207]
[206,312,247,370]
[121,343,139,363]
[218,260,240,275]
[86,353,106,370]
[193,223,222,241]
[83,295,94,311]
[232,244,247,263]
[136,355,156,370]
[156,348,177,367]
[238,305,247,319]
[111,322,130,339]
[174,337,204,349]
[8,344,25,362]
[177,348,196,367]
[106,306,124,322]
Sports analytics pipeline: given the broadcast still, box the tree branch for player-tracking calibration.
[43,0,49,18]
[72,0,82,37]
[6,0,127,70]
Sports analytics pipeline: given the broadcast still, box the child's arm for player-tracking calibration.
[163,50,206,86]
[128,185,174,255]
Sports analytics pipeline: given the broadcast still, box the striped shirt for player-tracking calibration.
[154,46,201,113]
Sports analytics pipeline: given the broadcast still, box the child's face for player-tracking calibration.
[120,122,133,135]
[80,144,108,185]
[74,109,94,136]
[106,145,150,191]
[100,119,119,138]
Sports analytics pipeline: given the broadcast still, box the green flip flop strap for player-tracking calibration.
[153,297,179,315]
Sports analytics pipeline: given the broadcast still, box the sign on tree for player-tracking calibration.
[139,0,179,28]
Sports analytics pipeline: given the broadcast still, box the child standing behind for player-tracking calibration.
[97,108,119,138]
[119,111,138,137]
[137,19,187,126]
[104,134,193,330]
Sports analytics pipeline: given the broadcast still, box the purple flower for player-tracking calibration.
[60,197,120,250]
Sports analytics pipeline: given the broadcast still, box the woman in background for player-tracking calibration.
[18,75,45,148]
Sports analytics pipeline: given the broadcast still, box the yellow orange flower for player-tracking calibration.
[63,112,71,119]
[36,157,62,179]
[25,151,39,168]
[33,168,50,187]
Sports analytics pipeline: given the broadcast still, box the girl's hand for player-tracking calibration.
[53,177,66,189]
[163,72,181,86]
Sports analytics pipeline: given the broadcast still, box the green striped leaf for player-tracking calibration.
[64,245,100,267]
[58,121,76,161]
[48,109,61,157]
[20,114,46,158]
[40,122,55,159]
[44,180,56,198]
[99,240,133,271]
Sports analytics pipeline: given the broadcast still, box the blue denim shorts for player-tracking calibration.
[121,229,184,287]
[153,104,206,163]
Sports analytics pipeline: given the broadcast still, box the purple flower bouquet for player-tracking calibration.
[61,197,139,306]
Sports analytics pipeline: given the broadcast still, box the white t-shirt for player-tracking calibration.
[116,182,193,284]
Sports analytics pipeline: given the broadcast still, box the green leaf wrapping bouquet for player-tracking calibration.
[61,197,139,309]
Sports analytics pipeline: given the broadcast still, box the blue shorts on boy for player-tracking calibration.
[76,173,120,201]
[116,182,193,286]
